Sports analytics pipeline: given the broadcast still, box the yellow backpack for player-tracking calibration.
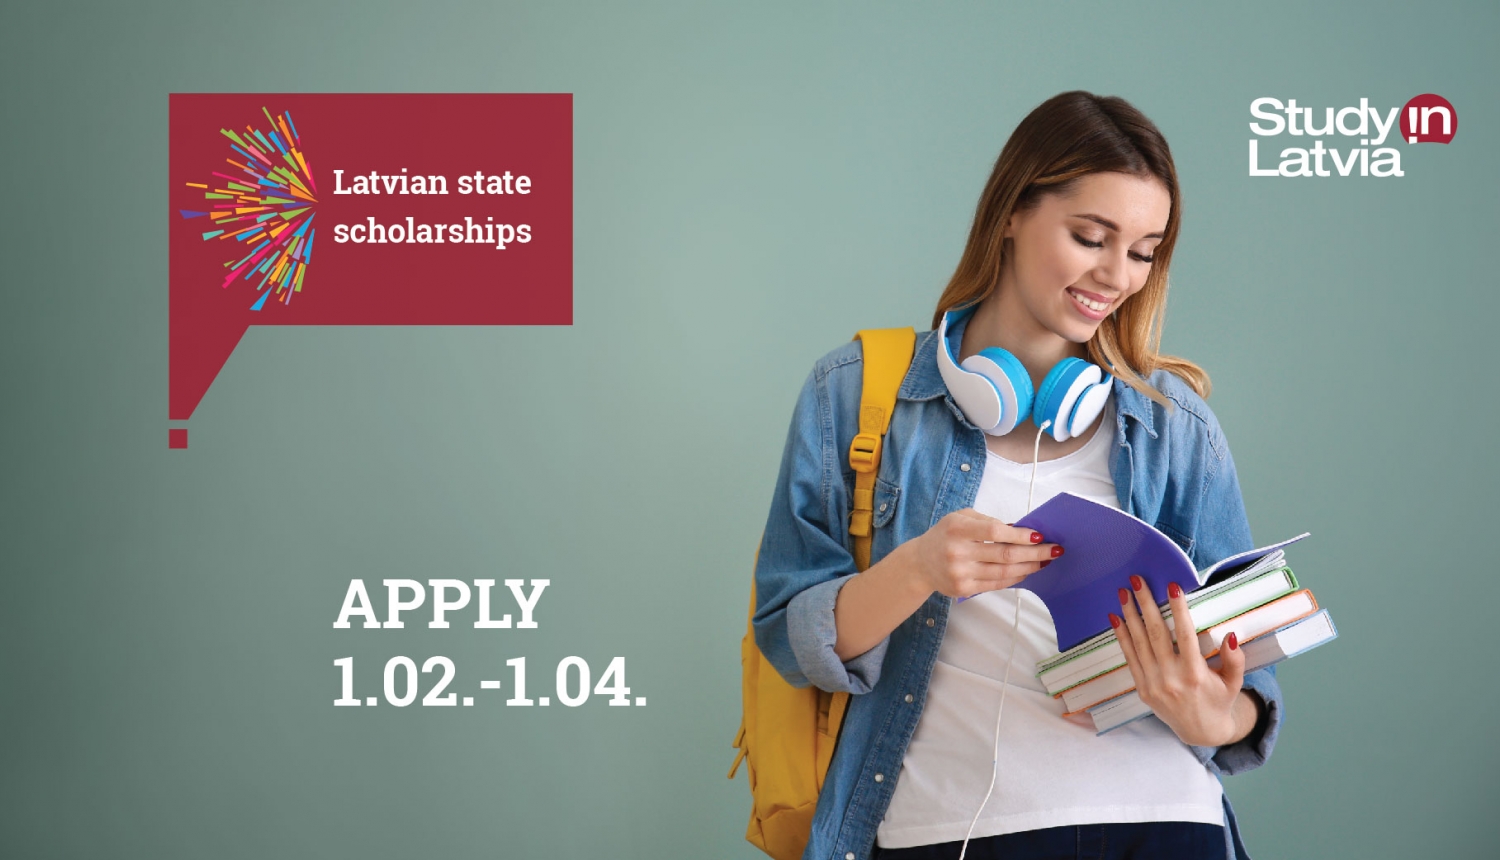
[728,327,917,860]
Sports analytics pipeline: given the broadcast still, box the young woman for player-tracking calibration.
[752,91,1283,860]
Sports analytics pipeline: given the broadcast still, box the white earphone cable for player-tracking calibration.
[1027,418,1049,513]
[957,417,1051,860]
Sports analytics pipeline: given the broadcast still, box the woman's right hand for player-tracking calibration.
[907,509,1063,599]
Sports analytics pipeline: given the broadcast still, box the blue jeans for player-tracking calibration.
[871,822,1228,860]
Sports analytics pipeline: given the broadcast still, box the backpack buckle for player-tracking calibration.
[849,432,881,473]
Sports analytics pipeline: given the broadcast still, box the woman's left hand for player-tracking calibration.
[1109,575,1247,747]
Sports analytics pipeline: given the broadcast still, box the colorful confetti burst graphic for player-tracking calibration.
[178,107,317,310]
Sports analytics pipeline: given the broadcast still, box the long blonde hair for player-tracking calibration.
[932,90,1209,404]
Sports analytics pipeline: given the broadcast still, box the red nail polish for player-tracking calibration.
[1051,545,1064,558]
[1108,613,1121,630]
[1168,581,1182,599]
[1030,532,1043,544]
[1227,632,1238,651]
[1040,560,1051,568]
[1118,587,1130,605]
[1130,574,1144,591]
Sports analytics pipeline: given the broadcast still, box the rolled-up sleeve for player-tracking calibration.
[1191,665,1282,775]
[784,574,891,693]
[752,362,891,695]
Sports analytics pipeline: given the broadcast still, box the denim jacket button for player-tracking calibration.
[874,773,884,782]
[878,502,888,512]
[904,693,914,703]
[960,463,971,472]
[846,854,856,860]
[926,617,936,627]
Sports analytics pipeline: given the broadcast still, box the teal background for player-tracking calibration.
[2,1,1495,857]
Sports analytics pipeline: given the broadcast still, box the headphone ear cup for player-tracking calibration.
[1032,359,1085,439]
[937,310,1003,432]
[961,347,1033,436]
[1066,375,1113,438]
[1034,360,1105,441]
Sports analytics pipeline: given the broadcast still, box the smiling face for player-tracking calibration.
[999,171,1172,344]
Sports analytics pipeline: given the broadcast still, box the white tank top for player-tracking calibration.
[876,403,1225,849]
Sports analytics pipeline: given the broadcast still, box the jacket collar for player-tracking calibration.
[898,308,1157,437]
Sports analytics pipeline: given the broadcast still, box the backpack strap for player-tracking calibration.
[847,328,916,571]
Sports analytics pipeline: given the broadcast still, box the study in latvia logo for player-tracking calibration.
[1248,93,1456,177]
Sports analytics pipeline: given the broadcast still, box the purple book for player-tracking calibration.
[997,492,1308,652]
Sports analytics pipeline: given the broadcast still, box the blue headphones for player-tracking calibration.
[936,304,1113,441]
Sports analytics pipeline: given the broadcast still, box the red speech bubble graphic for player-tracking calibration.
[169,93,572,447]
[1399,93,1457,144]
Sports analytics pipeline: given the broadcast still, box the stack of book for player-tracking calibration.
[1008,492,1338,736]
[1033,549,1337,733]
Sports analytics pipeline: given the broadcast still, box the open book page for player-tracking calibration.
[1012,492,1309,653]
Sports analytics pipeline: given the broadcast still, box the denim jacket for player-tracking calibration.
[752,312,1283,860]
